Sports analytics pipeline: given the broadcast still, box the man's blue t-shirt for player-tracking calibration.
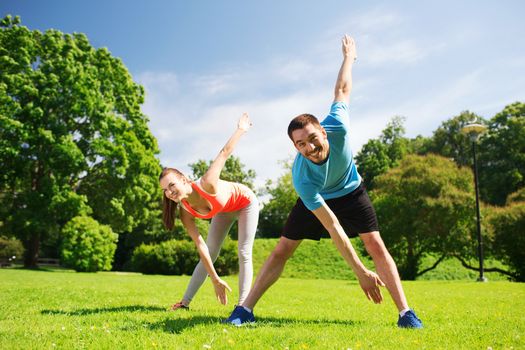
[292,102,361,211]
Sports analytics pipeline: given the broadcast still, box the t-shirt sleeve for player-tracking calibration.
[322,101,350,128]
[295,181,325,211]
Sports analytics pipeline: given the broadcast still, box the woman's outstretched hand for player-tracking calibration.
[212,277,233,305]
[237,112,252,132]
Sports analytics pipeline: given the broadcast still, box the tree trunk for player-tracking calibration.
[23,233,40,268]
[23,160,43,268]
[401,237,419,280]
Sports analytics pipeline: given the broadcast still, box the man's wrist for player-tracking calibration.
[353,265,368,278]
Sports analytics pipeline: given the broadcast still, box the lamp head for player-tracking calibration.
[461,122,487,142]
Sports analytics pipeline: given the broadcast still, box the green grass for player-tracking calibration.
[1,269,524,349]
[252,238,511,281]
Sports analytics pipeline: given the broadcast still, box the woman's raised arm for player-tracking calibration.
[200,113,252,193]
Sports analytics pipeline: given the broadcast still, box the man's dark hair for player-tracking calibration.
[287,114,322,141]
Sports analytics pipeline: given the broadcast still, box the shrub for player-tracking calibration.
[0,236,25,263]
[130,239,238,275]
[214,239,238,275]
[60,216,118,272]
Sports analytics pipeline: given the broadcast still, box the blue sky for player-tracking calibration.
[2,1,524,189]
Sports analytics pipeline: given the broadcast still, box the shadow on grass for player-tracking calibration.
[41,306,360,334]
[150,314,360,334]
[41,305,166,316]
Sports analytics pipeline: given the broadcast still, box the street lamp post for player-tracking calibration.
[461,121,488,282]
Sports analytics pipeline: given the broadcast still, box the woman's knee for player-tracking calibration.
[238,248,252,264]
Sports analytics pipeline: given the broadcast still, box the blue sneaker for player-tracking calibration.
[223,305,255,326]
[397,309,423,329]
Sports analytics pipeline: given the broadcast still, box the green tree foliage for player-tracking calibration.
[507,187,525,203]
[425,111,486,167]
[487,197,525,282]
[419,103,524,206]
[0,16,161,267]
[0,236,24,262]
[188,156,256,190]
[371,154,476,280]
[479,102,525,205]
[258,159,297,237]
[60,216,118,272]
[355,116,413,189]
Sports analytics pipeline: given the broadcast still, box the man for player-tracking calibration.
[225,35,423,328]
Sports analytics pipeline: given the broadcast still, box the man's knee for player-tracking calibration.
[360,231,388,258]
[270,237,300,262]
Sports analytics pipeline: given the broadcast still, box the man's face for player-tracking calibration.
[291,123,329,164]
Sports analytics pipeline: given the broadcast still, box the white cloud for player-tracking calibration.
[365,39,432,65]
[192,72,240,96]
[137,64,331,189]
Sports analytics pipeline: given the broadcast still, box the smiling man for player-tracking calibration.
[225,35,423,329]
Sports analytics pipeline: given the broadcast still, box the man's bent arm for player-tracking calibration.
[334,35,357,103]
[312,203,385,303]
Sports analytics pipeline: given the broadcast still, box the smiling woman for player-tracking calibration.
[158,113,260,317]
[159,168,189,229]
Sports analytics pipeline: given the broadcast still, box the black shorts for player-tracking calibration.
[283,183,379,240]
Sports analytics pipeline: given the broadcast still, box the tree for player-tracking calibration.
[355,116,412,189]
[487,191,525,281]
[0,16,161,267]
[258,159,297,237]
[419,103,525,206]
[425,111,486,167]
[371,154,476,280]
[479,102,525,205]
[188,156,256,190]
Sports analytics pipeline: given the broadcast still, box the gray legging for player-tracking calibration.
[183,193,259,305]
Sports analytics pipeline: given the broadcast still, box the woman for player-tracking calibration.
[159,113,258,309]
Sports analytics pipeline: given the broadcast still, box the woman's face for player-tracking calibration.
[159,172,190,203]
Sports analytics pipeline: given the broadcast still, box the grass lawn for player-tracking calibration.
[1,268,523,349]
[251,238,511,281]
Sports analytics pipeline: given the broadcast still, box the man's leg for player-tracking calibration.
[359,231,408,312]
[242,236,302,309]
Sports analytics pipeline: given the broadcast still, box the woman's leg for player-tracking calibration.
[181,213,236,304]
[236,197,259,305]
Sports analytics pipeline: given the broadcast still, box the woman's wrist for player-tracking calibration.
[209,274,220,283]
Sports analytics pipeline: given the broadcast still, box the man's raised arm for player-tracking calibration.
[333,35,357,103]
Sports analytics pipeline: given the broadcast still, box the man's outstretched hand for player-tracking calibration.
[342,34,357,61]
[357,269,385,304]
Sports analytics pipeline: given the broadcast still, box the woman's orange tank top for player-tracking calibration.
[181,181,252,219]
